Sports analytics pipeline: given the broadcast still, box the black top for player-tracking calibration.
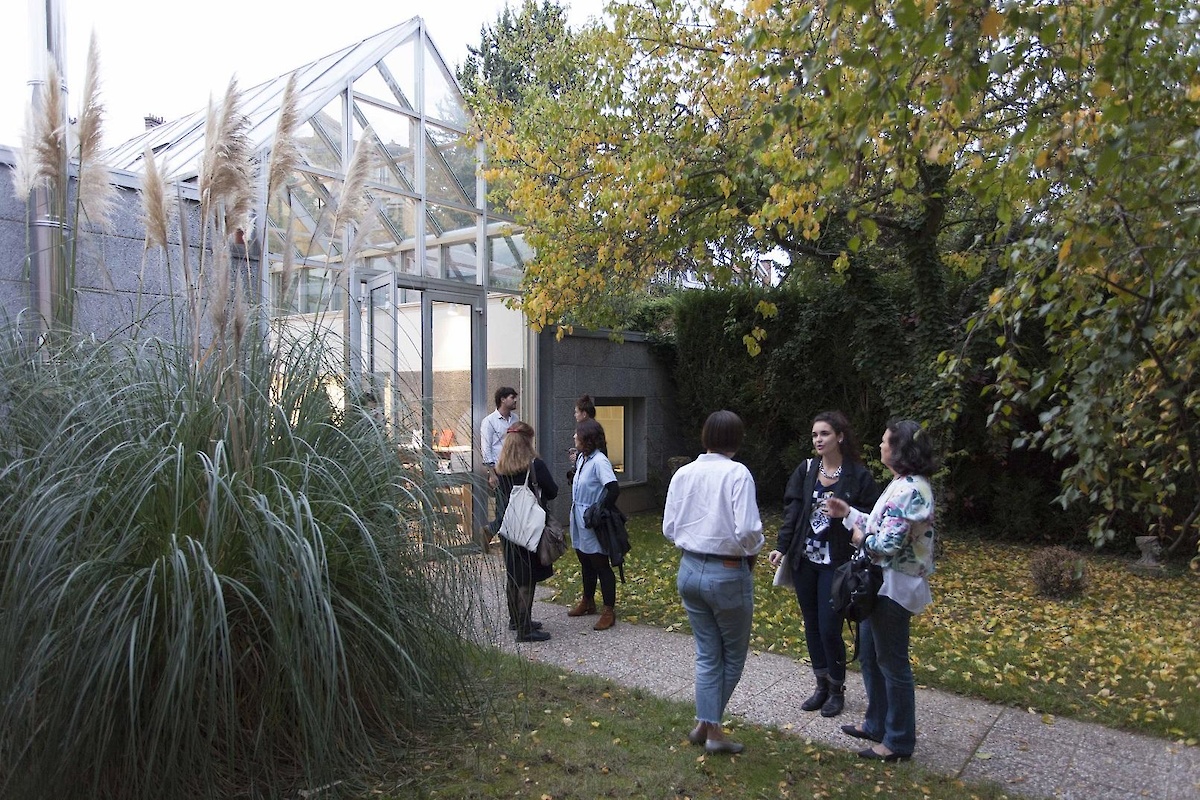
[774,458,880,566]
[498,458,559,511]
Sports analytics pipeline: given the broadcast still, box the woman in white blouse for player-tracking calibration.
[663,410,763,755]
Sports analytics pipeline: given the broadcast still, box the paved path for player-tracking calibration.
[481,580,1200,800]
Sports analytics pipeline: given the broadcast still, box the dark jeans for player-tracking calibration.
[860,595,916,756]
[793,557,846,684]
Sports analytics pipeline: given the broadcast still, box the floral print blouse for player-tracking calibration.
[853,474,936,579]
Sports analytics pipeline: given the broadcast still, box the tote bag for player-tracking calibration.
[499,470,545,551]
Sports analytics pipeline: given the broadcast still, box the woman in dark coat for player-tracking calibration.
[767,410,880,717]
[496,421,557,642]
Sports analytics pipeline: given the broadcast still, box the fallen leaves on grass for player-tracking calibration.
[545,511,1200,740]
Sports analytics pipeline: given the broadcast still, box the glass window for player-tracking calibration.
[270,264,345,316]
[445,241,478,283]
[267,170,340,261]
[354,63,414,112]
[357,189,418,272]
[294,98,345,173]
[379,35,418,110]
[425,124,477,208]
[353,100,417,192]
[421,46,469,129]
[488,231,530,290]
[486,294,527,427]
[596,405,626,475]
[426,204,480,282]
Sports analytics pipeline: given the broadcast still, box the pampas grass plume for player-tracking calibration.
[75,33,117,232]
[198,79,254,236]
[266,74,301,200]
[139,146,171,252]
[330,126,377,239]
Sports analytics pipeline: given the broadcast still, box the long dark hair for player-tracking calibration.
[813,410,860,464]
[885,418,937,476]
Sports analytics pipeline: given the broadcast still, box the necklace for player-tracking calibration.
[819,459,842,480]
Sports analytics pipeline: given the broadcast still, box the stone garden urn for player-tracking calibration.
[1132,535,1165,575]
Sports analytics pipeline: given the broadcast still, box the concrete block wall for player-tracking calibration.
[539,328,685,515]
[0,152,209,338]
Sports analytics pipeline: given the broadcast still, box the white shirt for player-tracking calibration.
[479,408,517,466]
[662,453,764,557]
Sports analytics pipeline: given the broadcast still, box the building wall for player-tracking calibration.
[0,152,204,338]
[539,328,685,515]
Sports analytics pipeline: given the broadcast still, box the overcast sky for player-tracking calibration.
[0,0,608,150]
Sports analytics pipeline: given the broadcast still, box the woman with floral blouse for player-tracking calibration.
[825,418,936,762]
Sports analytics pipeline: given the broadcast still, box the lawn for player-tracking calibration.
[544,511,1200,744]
[365,654,1024,800]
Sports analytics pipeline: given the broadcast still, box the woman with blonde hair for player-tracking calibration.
[496,422,558,642]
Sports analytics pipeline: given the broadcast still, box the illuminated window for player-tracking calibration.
[595,404,625,474]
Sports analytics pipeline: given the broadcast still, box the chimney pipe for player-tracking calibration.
[27,0,71,340]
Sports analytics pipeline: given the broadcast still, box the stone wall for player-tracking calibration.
[538,328,684,515]
[0,152,207,338]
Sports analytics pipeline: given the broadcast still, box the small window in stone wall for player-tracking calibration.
[595,404,625,474]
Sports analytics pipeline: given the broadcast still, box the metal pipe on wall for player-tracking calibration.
[27,0,70,339]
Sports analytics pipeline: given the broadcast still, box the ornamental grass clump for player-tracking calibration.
[0,325,491,800]
[1029,545,1089,599]
[2,50,495,800]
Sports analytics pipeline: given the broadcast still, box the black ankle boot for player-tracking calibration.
[821,683,845,717]
[801,675,829,712]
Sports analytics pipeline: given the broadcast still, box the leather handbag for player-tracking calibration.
[528,466,567,566]
[537,512,567,566]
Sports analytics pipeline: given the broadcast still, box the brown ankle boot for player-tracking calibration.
[593,606,616,630]
[568,597,597,617]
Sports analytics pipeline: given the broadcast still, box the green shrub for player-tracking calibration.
[1029,545,1089,598]
[0,324,490,800]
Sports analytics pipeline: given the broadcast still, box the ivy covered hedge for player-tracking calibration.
[648,281,1090,545]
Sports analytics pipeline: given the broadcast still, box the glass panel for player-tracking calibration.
[353,63,413,111]
[362,282,423,442]
[354,100,417,191]
[271,265,345,316]
[446,241,478,283]
[486,293,527,437]
[425,124,477,207]
[432,300,474,474]
[379,36,418,111]
[267,170,339,261]
[425,205,479,280]
[596,405,626,474]
[356,190,419,275]
[488,231,530,290]
[422,47,469,128]
[424,243,441,279]
[295,97,345,172]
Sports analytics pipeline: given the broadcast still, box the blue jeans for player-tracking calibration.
[859,595,916,755]
[677,551,754,725]
[793,557,845,684]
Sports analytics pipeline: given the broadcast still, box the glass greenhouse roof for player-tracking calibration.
[105,17,460,182]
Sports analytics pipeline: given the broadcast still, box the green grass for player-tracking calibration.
[544,511,1200,744]
[361,652,1025,800]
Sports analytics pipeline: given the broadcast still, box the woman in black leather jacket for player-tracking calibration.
[767,410,879,717]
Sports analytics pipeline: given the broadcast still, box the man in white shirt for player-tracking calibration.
[480,387,519,537]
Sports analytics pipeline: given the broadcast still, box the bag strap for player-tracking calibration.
[801,457,819,501]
